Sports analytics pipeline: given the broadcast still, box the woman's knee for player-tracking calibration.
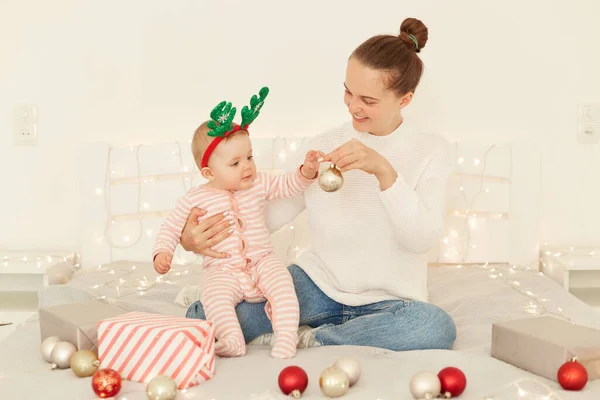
[421,303,456,350]
[395,301,456,351]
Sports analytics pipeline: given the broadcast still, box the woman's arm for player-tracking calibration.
[324,137,455,254]
[264,194,306,233]
[377,142,455,253]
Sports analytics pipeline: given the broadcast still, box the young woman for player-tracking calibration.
[181,17,457,352]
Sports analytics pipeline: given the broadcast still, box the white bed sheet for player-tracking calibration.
[2,263,600,399]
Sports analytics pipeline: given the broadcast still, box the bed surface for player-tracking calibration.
[0,138,578,398]
[2,262,600,399]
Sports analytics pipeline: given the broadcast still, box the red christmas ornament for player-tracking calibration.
[438,366,467,397]
[278,366,309,398]
[91,368,122,398]
[557,359,588,391]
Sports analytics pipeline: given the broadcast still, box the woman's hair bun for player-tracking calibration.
[398,17,428,53]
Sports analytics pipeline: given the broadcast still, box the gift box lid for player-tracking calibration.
[39,299,127,325]
[493,316,600,348]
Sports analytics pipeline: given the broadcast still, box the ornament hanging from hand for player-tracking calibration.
[318,163,343,192]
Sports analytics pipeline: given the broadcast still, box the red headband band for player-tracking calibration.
[200,124,247,169]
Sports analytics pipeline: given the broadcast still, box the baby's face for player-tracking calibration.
[208,133,256,191]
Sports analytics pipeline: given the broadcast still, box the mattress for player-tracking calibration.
[1,262,600,399]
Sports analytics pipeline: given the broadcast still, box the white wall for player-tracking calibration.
[1,0,599,251]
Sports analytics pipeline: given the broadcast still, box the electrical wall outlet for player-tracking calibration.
[577,124,597,144]
[14,104,38,146]
[577,103,599,144]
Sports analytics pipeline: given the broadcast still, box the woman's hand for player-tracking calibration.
[323,139,398,190]
[180,208,234,258]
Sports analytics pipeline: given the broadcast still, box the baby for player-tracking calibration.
[152,87,321,359]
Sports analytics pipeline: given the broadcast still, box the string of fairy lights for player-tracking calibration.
[5,139,600,317]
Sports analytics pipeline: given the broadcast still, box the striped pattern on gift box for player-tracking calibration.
[98,311,215,389]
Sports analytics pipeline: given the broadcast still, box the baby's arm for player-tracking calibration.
[152,194,195,272]
[262,150,321,201]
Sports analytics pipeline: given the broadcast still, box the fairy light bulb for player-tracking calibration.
[278,150,287,162]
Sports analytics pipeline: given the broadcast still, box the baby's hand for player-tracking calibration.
[301,150,324,179]
[154,253,172,274]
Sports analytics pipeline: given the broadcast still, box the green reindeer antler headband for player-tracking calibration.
[201,86,269,168]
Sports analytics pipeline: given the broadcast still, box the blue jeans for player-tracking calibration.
[186,265,456,351]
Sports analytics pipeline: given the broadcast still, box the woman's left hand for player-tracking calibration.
[322,139,398,189]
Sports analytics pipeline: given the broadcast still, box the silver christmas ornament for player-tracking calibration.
[146,375,178,400]
[409,371,441,399]
[41,336,61,362]
[319,366,349,397]
[50,341,77,369]
[318,163,343,192]
[333,357,361,386]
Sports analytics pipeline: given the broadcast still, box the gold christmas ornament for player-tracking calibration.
[318,163,343,192]
[146,375,178,400]
[70,349,100,377]
[319,366,349,397]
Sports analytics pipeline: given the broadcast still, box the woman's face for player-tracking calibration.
[344,57,412,136]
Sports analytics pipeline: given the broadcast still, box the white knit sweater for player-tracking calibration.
[265,121,455,306]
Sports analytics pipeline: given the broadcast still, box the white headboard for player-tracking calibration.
[78,137,541,268]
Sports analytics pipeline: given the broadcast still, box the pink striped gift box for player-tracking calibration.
[97,311,215,389]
